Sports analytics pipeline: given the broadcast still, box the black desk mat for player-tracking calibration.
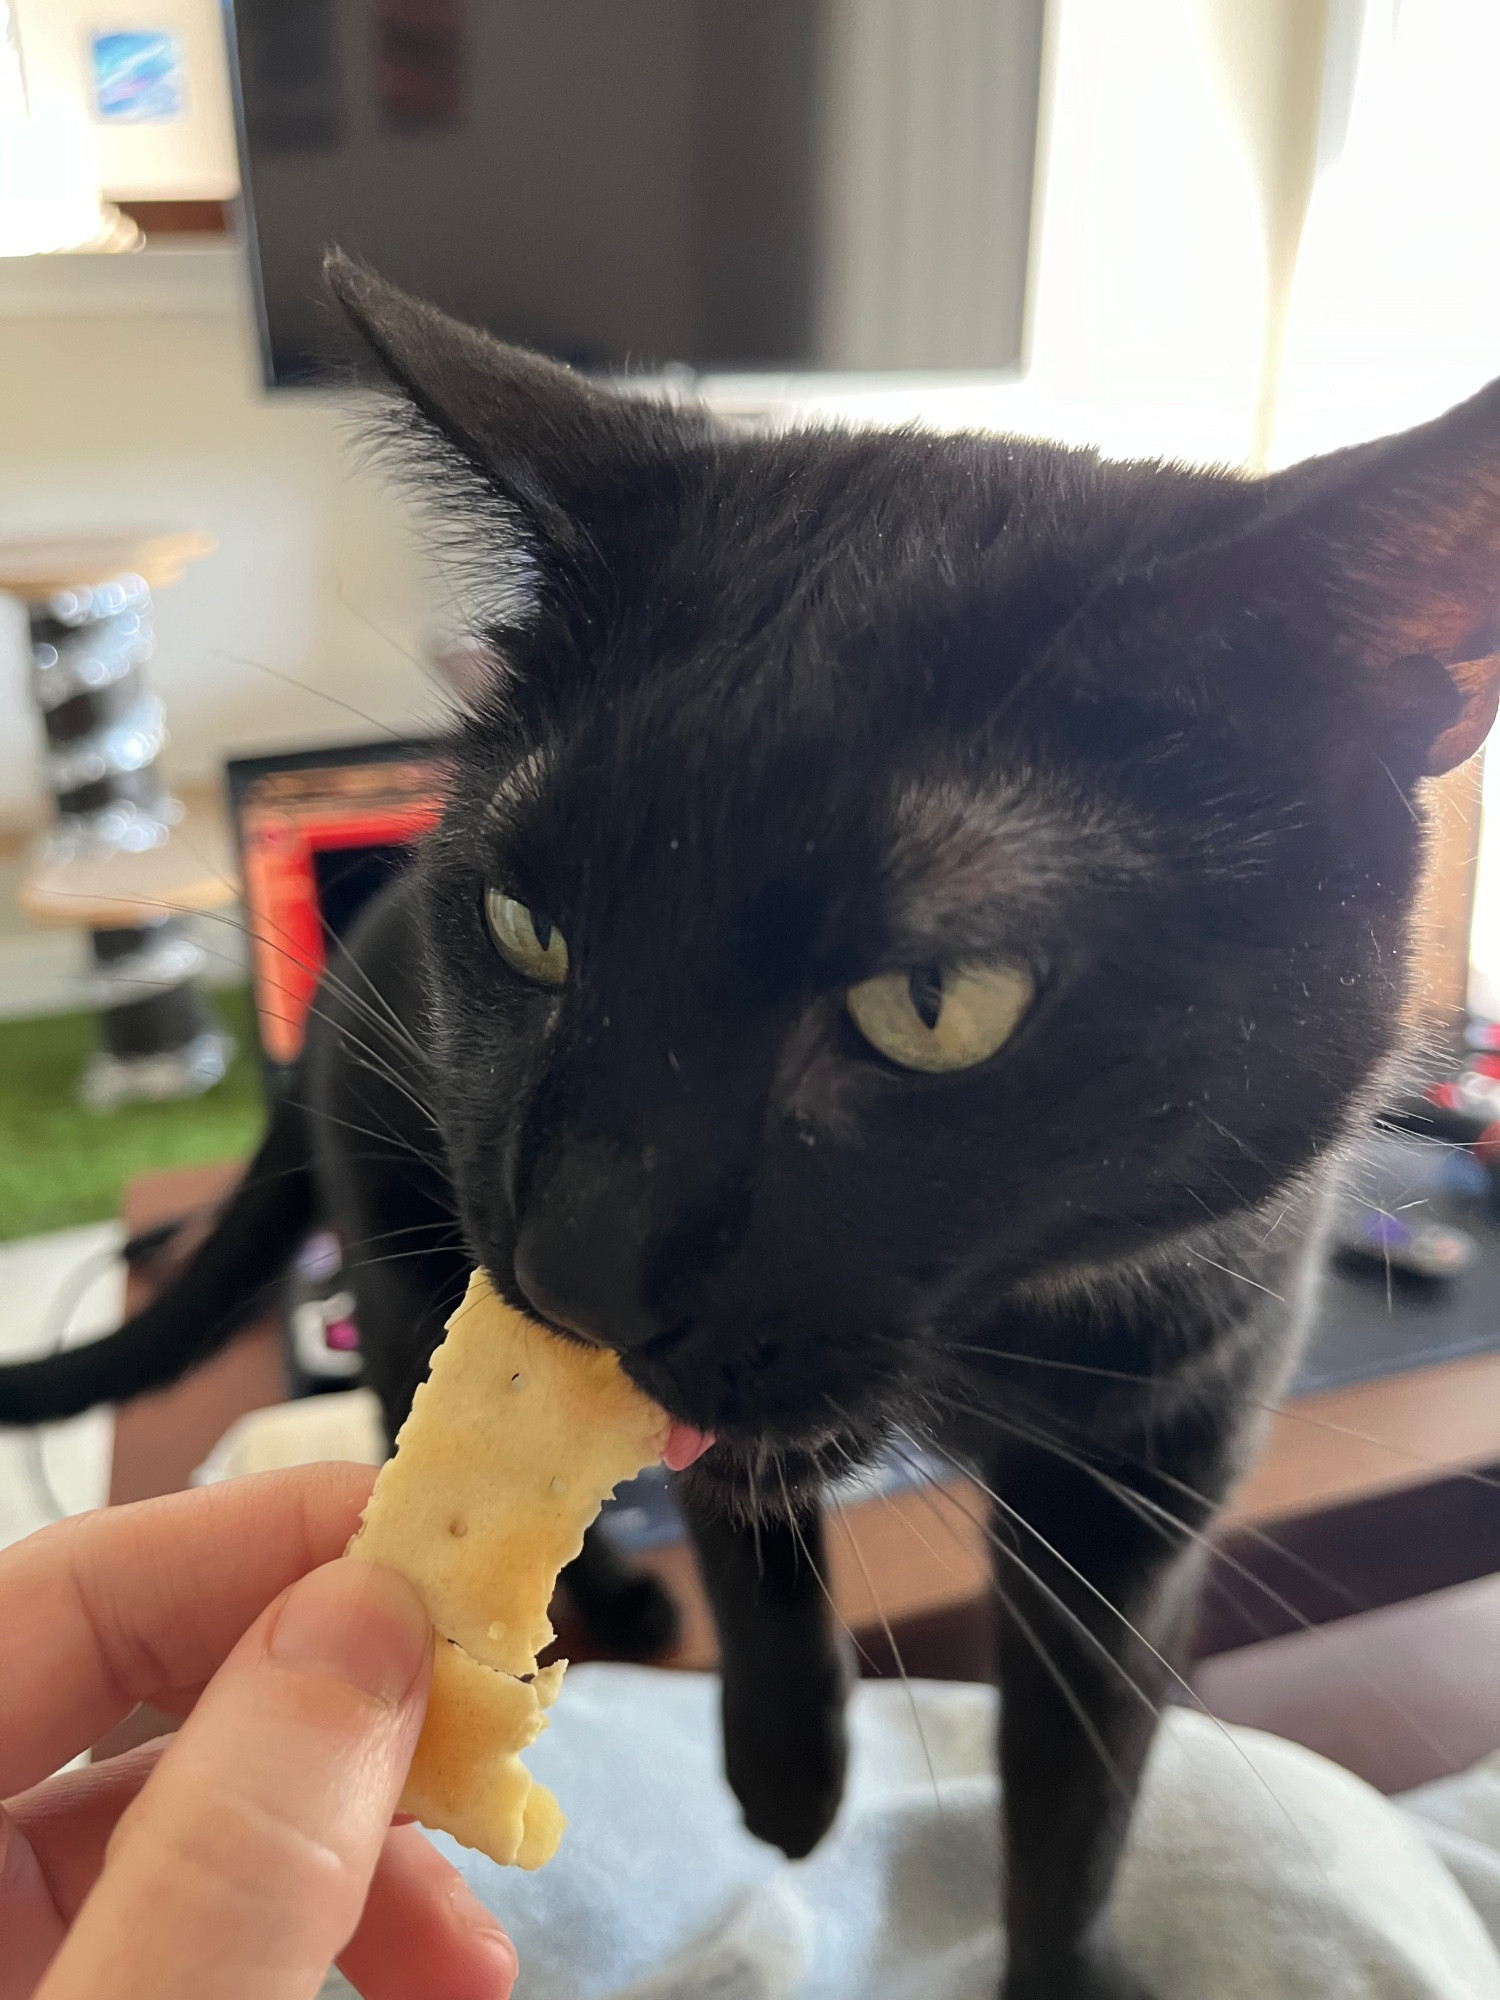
[1294,1132,1500,1394]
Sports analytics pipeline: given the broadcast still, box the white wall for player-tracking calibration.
[1271,0,1500,462]
[0,254,447,822]
[1022,0,1277,464]
[14,0,239,200]
[3,0,1495,834]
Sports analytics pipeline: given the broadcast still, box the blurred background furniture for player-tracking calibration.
[0,533,238,1108]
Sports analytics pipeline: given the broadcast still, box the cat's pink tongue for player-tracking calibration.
[662,1422,716,1471]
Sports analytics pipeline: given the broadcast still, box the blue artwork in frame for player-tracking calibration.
[91,30,186,122]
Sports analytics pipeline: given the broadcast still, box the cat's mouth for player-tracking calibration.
[510,1277,893,1482]
[513,1290,720,1462]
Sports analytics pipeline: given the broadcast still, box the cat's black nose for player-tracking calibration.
[512,1138,677,1352]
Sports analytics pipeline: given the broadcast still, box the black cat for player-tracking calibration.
[5,255,1499,1999]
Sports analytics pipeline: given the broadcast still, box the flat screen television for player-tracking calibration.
[226,0,1046,389]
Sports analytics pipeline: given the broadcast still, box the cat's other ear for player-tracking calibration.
[1249,376,1500,775]
[325,250,707,608]
[1104,378,1500,775]
[1261,374,1500,773]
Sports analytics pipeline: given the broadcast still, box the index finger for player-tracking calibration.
[0,1464,378,1795]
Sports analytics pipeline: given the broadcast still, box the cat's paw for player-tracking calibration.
[569,1571,681,1659]
[722,1667,849,1859]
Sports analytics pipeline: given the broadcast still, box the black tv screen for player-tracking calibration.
[228,0,1045,387]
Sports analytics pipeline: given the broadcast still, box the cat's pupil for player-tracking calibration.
[531,912,554,951]
[908,965,945,1031]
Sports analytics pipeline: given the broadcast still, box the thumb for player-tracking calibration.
[37,1559,433,2000]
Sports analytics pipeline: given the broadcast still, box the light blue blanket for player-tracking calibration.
[321,1665,1500,1999]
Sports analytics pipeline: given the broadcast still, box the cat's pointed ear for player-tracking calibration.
[325,250,703,604]
[1224,379,1500,775]
[1264,376,1500,773]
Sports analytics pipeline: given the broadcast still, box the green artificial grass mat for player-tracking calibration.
[0,988,267,1242]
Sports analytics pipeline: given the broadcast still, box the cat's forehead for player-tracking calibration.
[884,770,1155,947]
[474,707,1155,972]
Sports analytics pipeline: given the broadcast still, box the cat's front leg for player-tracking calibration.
[990,1437,1222,2000]
[684,1491,851,1859]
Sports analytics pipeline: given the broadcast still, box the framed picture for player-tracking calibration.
[12,0,238,198]
[90,29,187,122]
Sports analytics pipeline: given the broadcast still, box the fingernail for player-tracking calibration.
[268,1559,430,1706]
[473,1928,519,1998]
[450,1878,519,1991]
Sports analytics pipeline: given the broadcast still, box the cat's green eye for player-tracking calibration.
[846,961,1033,1073]
[485,887,570,987]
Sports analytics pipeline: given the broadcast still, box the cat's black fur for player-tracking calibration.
[5,256,1500,1999]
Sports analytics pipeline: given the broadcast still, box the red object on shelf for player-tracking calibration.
[239,757,447,1066]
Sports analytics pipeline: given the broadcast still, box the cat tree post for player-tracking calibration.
[0,534,239,1107]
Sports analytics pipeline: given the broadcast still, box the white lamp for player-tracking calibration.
[0,0,138,257]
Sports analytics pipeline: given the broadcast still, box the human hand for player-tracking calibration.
[0,1463,517,2000]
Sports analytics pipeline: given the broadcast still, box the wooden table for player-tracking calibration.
[1200,1352,1500,1652]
